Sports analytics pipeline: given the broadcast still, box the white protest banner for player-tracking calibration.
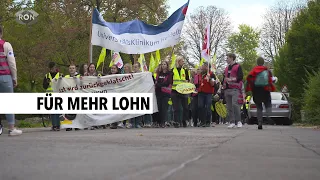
[91,1,189,54]
[0,93,153,114]
[51,72,158,129]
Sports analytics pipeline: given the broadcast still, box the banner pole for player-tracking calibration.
[171,46,175,67]
[102,59,105,74]
[89,9,93,65]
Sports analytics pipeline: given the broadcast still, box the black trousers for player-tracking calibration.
[171,91,189,126]
[156,94,170,126]
[191,96,199,126]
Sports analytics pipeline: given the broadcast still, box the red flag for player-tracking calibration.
[201,23,210,61]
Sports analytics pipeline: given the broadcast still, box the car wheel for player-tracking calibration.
[283,118,293,126]
[274,118,283,125]
[248,118,256,125]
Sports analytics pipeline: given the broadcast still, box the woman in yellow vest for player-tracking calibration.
[42,62,61,131]
[171,56,190,128]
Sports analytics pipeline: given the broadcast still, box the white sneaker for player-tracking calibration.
[0,125,3,135]
[237,122,243,128]
[126,123,133,129]
[227,123,235,129]
[118,123,125,128]
[8,128,22,136]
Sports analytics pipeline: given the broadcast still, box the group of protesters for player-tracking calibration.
[0,31,275,136]
[41,52,267,132]
[0,20,277,136]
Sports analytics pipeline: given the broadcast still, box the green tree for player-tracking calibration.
[303,70,320,124]
[1,0,169,92]
[274,0,320,121]
[227,24,260,77]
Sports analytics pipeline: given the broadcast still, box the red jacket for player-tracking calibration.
[199,71,215,94]
[246,66,276,92]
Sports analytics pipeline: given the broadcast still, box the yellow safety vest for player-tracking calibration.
[64,74,81,78]
[45,72,60,92]
[172,68,186,90]
[153,73,157,79]
[246,96,251,109]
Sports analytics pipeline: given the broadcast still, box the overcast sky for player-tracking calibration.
[168,0,277,32]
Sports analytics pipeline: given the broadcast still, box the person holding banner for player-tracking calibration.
[155,61,173,128]
[84,63,101,130]
[198,62,217,127]
[123,63,135,128]
[132,62,153,128]
[0,25,22,136]
[85,63,98,76]
[171,56,190,128]
[79,64,88,76]
[222,53,244,129]
[108,65,123,129]
[64,64,81,131]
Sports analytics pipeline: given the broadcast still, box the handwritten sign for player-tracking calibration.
[176,83,196,94]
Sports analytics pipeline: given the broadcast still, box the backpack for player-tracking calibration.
[254,70,269,87]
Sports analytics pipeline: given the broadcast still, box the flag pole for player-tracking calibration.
[171,45,175,67]
[88,8,93,65]
[102,59,105,74]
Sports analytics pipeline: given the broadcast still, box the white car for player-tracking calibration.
[248,92,292,125]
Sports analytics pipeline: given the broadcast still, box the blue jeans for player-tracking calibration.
[143,114,152,125]
[130,115,143,128]
[198,93,212,125]
[0,75,14,125]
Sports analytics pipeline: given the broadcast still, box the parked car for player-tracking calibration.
[248,92,292,125]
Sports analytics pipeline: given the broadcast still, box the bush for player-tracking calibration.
[303,70,320,125]
[17,120,34,128]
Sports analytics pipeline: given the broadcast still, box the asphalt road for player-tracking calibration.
[0,125,319,180]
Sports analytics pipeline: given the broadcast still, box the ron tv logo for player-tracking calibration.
[15,10,39,25]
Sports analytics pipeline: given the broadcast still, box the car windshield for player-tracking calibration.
[271,93,286,100]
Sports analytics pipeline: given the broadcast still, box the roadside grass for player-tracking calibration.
[293,123,320,129]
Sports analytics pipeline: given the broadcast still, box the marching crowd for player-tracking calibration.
[43,53,275,132]
[0,25,276,136]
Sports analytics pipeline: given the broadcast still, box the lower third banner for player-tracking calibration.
[52,72,158,128]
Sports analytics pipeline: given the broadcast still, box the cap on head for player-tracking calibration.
[256,57,264,66]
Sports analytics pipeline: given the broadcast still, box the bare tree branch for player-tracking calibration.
[260,0,307,64]
[179,6,232,69]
